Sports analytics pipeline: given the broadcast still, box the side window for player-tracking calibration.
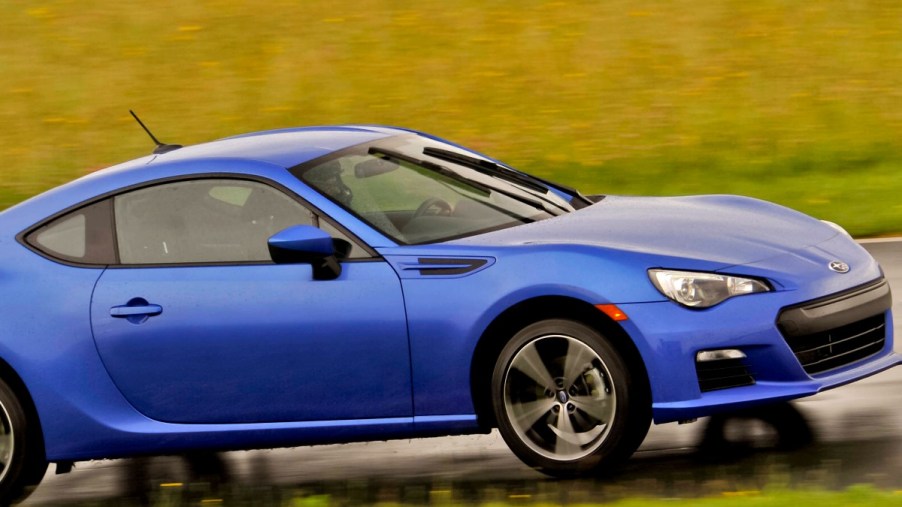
[115,179,318,264]
[26,200,116,265]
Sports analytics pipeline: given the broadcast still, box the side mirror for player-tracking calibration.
[267,225,342,280]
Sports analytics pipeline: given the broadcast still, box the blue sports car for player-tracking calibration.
[0,123,897,502]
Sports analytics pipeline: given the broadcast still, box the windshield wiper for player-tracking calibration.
[423,147,589,212]
[368,147,557,215]
[368,147,490,194]
[423,147,550,193]
[423,147,591,203]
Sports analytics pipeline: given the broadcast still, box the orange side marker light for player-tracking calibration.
[595,304,628,321]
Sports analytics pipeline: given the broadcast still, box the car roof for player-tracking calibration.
[0,125,412,226]
[147,125,404,168]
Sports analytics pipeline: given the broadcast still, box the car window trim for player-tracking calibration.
[18,173,380,268]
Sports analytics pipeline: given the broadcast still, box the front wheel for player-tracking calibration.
[491,319,650,475]
[0,378,47,504]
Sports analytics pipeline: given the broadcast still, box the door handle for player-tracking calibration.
[110,304,163,317]
[110,298,162,324]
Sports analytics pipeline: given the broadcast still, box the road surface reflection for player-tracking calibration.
[23,398,902,506]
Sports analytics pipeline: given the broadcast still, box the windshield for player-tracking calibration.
[293,135,575,244]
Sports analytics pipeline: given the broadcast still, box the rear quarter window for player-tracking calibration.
[25,200,116,265]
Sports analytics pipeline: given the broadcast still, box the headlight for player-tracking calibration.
[821,220,852,238]
[648,269,770,308]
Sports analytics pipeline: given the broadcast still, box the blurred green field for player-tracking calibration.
[2,1,901,235]
[62,482,902,506]
[284,486,901,507]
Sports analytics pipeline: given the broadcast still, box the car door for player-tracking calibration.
[90,177,411,424]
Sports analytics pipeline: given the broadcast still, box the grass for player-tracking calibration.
[596,485,902,507]
[1,1,901,235]
[62,483,902,506]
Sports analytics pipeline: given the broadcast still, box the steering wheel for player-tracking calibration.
[413,198,453,218]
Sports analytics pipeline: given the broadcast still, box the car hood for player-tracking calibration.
[454,194,839,268]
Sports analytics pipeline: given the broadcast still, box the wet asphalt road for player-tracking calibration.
[21,240,902,505]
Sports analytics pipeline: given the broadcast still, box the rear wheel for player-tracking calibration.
[491,319,650,475]
[0,378,47,504]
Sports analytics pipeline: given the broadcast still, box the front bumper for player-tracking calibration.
[651,349,899,423]
[618,277,899,424]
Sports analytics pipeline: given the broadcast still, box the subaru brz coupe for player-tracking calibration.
[0,124,897,502]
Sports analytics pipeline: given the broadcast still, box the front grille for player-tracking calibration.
[777,278,891,375]
[696,359,755,392]
[783,314,886,375]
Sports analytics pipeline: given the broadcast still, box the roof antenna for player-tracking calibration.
[129,110,183,154]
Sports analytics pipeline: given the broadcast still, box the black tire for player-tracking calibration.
[491,319,650,475]
[0,378,47,505]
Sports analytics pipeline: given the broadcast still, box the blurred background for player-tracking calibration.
[2,0,901,235]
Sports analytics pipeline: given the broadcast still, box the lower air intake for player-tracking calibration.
[696,358,755,392]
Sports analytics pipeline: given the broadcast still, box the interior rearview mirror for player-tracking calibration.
[355,157,399,178]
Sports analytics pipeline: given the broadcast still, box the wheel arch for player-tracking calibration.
[469,296,651,429]
[0,358,45,459]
